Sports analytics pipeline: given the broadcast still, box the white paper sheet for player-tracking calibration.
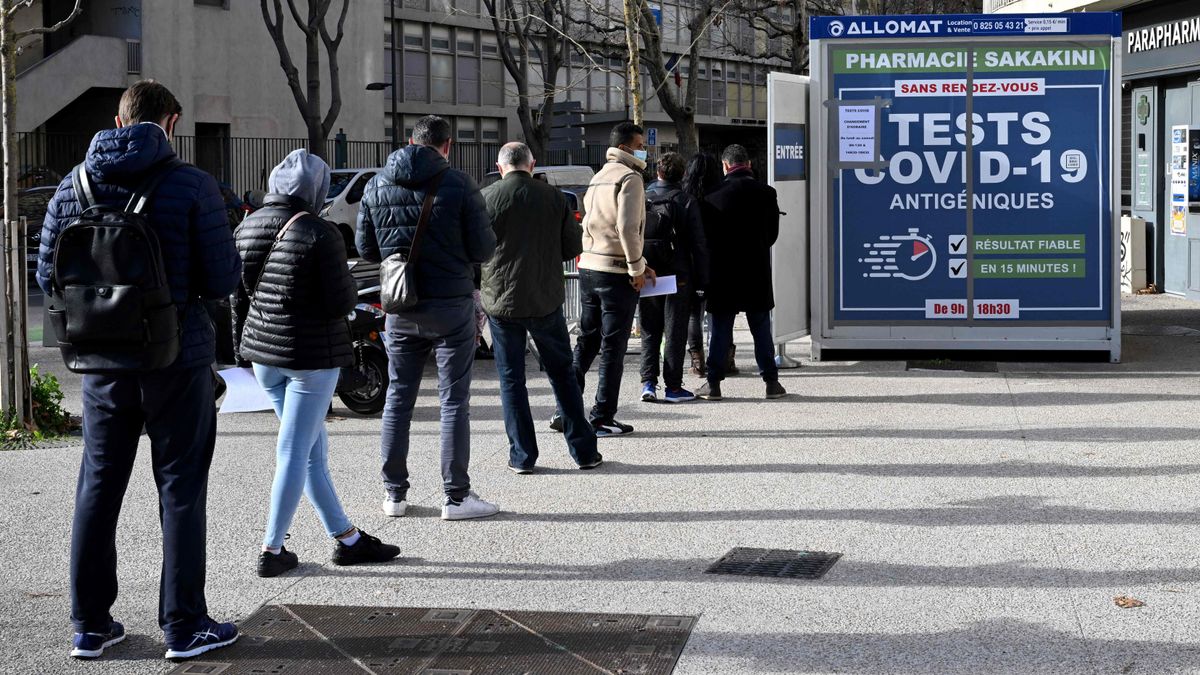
[838,105,876,162]
[217,367,275,414]
[639,274,678,298]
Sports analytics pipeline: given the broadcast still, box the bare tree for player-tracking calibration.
[0,0,83,430]
[261,0,350,161]
[482,0,570,161]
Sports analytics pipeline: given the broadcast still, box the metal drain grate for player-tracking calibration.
[706,547,841,579]
[906,360,998,373]
[168,604,697,674]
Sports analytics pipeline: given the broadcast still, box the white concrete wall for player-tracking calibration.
[16,0,386,139]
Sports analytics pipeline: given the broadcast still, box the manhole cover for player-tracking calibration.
[706,547,841,580]
[906,360,998,373]
[168,605,697,674]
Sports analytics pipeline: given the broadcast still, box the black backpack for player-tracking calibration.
[47,161,184,373]
[643,189,681,271]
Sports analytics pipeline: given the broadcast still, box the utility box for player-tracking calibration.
[1121,215,1147,293]
[808,12,1123,362]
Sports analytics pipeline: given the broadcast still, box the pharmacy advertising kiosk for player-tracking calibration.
[807,13,1123,362]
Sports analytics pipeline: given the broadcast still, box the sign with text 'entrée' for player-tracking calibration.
[831,41,1113,323]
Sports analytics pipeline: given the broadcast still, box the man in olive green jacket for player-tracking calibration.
[480,142,602,473]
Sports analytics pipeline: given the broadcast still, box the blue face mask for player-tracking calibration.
[633,149,648,162]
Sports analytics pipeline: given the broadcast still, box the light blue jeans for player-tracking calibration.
[254,364,354,549]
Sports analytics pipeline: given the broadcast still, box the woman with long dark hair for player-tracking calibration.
[681,153,727,378]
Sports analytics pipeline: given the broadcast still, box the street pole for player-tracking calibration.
[390,0,398,148]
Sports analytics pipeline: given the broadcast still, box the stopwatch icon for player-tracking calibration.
[859,228,938,281]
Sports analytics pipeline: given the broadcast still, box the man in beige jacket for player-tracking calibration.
[563,122,656,436]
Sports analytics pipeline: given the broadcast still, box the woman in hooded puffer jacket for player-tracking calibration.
[235,149,400,577]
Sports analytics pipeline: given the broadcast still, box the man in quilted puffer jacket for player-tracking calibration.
[36,80,242,662]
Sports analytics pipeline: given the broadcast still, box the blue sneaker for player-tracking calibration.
[641,382,658,402]
[663,387,696,403]
[165,617,239,660]
[70,621,126,659]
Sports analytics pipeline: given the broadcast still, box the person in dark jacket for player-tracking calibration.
[36,81,241,661]
[696,144,786,402]
[480,142,602,473]
[681,153,726,379]
[356,115,499,521]
[638,151,711,404]
[235,150,401,579]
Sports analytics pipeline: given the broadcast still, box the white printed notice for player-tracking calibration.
[838,105,876,162]
[639,274,678,298]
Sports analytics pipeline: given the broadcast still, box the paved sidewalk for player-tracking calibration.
[1,294,1198,674]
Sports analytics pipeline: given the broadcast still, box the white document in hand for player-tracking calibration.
[639,274,678,298]
[217,367,275,414]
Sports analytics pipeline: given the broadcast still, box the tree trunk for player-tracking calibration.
[0,2,29,426]
[305,31,326,160]
[623,0,642,125]
[675,114,698,158]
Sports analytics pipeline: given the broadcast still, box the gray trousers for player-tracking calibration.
[380,296,475,501]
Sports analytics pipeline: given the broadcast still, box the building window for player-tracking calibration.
[458,57,480,105]
[403,115,423,140]
[481,33,499,55]
[481,118,501,142]
[403,23,425,48]
[482,58,504,106]
[457,118,477,142]
[432,53,454,103]
[431,26,451,51]
[403,52,428,103]
[457,30,476,54]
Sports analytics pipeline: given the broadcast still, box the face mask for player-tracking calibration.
[633,149,648,162]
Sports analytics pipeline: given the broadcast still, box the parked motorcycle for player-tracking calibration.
[336,261,388,415]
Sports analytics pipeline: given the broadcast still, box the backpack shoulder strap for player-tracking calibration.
[407,167,449,266]
[127,159,187,215]
[72,164,96,212]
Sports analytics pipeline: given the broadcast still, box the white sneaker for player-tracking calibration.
[441,491,500,521]
[382,498,408,517]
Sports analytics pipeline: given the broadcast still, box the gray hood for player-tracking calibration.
[268,149,331,211]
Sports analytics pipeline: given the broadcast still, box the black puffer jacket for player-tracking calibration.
[234,194,357,369]
[355,144,496,300]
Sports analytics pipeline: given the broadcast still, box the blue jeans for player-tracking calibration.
[707,311,778,384]
[381,296,475,501]
[490,309,599,469]
[254,365,353,549]
[573,269,639,421]
[72,367,215,643]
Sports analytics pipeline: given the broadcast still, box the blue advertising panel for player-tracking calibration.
[774,123,807,181]
[828,33,1113,323]
[810,13,1122,40]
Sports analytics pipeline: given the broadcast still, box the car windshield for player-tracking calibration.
[326,172,357,201]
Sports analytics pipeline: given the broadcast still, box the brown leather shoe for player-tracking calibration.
[689,348,706,377]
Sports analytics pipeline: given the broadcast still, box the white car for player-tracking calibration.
[320,167,381,257]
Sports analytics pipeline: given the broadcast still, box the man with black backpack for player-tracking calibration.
[639,152,710,403]
[36,81,242,662]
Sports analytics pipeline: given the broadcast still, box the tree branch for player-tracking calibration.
[261,0,311,121]
[13,0,81,40]
[319,0,350,136]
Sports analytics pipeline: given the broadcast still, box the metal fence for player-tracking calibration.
[15,132,609,193]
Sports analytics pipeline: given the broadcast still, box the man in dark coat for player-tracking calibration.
[36,80,242,661]
[480,142,601,473]
[357,115,499,522]
[696,144,786,402]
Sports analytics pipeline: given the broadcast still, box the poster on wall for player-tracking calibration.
[1171,125,1188,235]
[1189,128,1200,207]
[826,37,1113,322]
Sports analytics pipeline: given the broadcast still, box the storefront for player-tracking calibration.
[1123,1,1200,300]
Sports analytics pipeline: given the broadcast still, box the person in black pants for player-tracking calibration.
[638,151,710,403]
[682,153,725,379]
[696,145,786,402]
[36,81,242,661]
[571,123,655,436]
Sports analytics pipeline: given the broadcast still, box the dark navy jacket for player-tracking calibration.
[356,144,495,300]
[36,123,242,369]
